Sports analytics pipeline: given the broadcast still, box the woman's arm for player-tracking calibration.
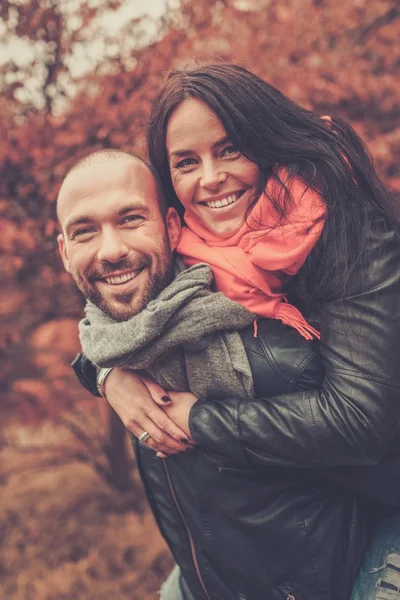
[71,316,322,457]
[189,219,400,467]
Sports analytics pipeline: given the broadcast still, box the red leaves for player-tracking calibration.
[0,0,398,423]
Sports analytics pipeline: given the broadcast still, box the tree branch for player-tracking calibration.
[356,4,400,43]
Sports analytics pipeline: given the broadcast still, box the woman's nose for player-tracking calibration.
[200,162,227,190]
[97,228,129,263]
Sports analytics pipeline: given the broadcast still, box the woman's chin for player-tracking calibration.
[203,216,245,238]
[195,196,253,238]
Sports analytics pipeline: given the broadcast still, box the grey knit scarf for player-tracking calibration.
[79,262,256,400]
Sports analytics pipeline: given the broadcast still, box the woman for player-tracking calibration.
[76,64,400,599]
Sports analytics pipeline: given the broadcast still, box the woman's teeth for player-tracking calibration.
[205,193,241,209]
[104,271,138,285]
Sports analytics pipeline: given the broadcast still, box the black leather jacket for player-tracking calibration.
[73,218,400,600]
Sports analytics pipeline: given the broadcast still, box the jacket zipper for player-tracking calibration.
[162,460,212,600]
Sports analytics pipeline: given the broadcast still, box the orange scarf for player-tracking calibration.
[177,170,326,340]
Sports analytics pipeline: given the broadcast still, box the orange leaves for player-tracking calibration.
[0,0,399,424]
[0,218,36,253]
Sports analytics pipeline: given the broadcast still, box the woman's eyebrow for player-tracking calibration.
[212,135,230,149]
[169,149,194,159]
[169,136,231,159]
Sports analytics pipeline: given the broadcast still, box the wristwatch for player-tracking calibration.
[96,367,113,398]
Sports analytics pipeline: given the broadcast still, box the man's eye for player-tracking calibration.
[121,215,144,225]
[71,227,95,240]
[221,145,241,158]
[175,157,197,170]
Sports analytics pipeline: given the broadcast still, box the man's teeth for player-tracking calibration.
[205,193,241,209]
[104,271,138,285]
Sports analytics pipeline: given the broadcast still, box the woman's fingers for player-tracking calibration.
[141,377,196,445]
[142,376,172,406]
[145,402,190,446]
[103,369,189,452]
[133,413,188,454]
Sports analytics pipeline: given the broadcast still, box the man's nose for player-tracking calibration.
[200,161,227,190]
[97,228,129,263]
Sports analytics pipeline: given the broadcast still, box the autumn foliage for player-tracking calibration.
[0,0,399,597]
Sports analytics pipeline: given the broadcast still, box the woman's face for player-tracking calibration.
[166,98,261,237]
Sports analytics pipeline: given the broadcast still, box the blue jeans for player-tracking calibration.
[352,514,400,600]
[160,515,400,600]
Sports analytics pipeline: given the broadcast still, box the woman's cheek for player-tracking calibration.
[174,179,192,209]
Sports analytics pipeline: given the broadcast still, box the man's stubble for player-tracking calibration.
[70,231,174,322]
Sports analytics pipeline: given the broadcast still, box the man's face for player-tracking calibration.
[57,159,181,321]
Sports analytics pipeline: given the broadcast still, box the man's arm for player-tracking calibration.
[72,354,100,397]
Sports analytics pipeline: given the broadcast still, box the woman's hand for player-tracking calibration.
[103,369,192,455]
[157,391,199,458]
[163,390,198,437]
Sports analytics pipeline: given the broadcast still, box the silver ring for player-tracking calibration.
[138,431,151,444]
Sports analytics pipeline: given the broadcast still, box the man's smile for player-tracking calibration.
[100,268,144,286]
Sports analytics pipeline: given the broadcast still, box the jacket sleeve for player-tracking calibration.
[189,219,400,467]
[71,353,101,397]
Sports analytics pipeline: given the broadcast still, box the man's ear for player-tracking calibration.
[165,207,182,251]
[57,233,71,273]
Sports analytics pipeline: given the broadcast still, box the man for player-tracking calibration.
[57,150,201,456]
[58,150,400,600]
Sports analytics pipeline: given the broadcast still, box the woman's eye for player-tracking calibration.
[175,157,197,170]
[222,145,241,158]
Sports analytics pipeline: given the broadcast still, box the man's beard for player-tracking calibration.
[71,236,174,322]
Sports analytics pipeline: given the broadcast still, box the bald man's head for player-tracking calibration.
[57,150,167,225]
[56,149,181,321]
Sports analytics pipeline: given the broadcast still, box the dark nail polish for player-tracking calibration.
[161,395,171,403]
[180,438,189,444]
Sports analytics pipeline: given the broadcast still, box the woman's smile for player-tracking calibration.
[166,97,261,238]
[199,190,244,209]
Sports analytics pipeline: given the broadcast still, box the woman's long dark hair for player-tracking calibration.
[147,63,399,305]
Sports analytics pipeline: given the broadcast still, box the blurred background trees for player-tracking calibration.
[1,0,399,598]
